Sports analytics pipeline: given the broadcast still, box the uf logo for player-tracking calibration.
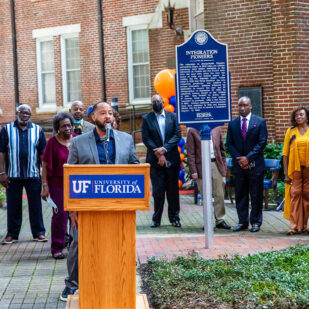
[72,180,91,193]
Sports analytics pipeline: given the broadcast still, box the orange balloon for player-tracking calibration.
[180,153,185,161]
[180,125,185,129]
[154,69,176,99]
[178,146,181,153]
[163,97,169,107]
[164,104,175,113]
[180,162,184,170]
[178,179,183,189]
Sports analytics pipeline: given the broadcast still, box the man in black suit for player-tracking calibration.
[142,94,182,228]
[226,96,268,232]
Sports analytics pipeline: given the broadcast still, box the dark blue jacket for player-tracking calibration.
[226,114,268,174]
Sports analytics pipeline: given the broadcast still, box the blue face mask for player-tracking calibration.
[73,118,83,124]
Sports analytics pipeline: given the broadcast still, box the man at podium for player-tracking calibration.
[60,102,139,302]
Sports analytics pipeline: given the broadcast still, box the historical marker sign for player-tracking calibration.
[176,30,231,127]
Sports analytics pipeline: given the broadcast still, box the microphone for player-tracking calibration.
[105,124,112,142]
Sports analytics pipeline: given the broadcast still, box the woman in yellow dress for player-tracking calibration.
[282,106,309,235]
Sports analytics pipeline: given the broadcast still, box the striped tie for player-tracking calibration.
[241,118,247,140]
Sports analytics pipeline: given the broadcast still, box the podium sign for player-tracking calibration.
[64,164,150,309]
[176,29,231,128]
[64,165,150,212]
[69,174,145,199]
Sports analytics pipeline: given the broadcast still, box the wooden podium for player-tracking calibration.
[63,164,150,309]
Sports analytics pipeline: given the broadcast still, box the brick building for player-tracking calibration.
[0,0,189,134]
[1,0,309,142]
[193,0,309,141]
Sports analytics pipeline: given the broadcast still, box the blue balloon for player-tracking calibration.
[178,138,185,147]
[181,146,184,153]
[181,176,185,183]
[169,95,176,107]
[179,170,185,179]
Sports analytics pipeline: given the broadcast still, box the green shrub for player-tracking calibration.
[0,184,5,201]
[142,245,309,309]
[264,142,283,160]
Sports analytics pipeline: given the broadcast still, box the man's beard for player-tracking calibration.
[95,119,107,132]
[17,116,29,126]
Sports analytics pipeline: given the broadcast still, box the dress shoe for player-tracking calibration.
[250,224,260,233]
[33,235,48,242]
[216,221,231,230]
[171,220,181,228]
[233,224,248,232]
[2,236,18,244]
[151,221,160,228]
[52,252,66,260]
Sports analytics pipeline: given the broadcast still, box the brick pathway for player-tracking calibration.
[0,193,308,308]
[136,194,308,263]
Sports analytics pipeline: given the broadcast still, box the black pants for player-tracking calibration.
[6,178,46,238]
[150,166,180,224]
[234,172,264,226]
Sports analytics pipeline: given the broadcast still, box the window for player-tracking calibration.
[36,38,56,106]
[190,0,204,32]
[61,34,81,106]
[127,27,150,104]
[238,87,263,117]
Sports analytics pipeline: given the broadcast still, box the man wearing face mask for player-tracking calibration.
[69,101,94,135]
[142,94,182,228]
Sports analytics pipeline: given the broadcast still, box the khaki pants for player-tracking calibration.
[290,167,309,230]
[197,161,226,224]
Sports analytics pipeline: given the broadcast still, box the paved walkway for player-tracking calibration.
[0,194,308,309]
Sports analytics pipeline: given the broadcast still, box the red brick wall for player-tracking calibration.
[204,0,309,141]
[0,0,16,123]
[103,2,189,108]
[149,9,189,96]
[204,0,275,139]
[0,0,189,129]
[3,0,102,122]
[103,0,156,107]
[296,1,309,111]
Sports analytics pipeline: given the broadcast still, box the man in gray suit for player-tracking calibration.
[60,102,139,302]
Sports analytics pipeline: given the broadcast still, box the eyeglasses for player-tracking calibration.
[19,111,31,115]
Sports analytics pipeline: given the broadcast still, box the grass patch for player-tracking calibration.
[142,244,309,309]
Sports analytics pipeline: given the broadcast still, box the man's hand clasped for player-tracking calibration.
[236,156,251,170]
[154,147,168,167]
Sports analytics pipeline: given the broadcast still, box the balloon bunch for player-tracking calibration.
[154,69,177,113]
[154,69,186,190]
[178,137,186,189]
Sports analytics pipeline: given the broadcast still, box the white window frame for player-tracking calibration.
[36,36,57,113]
[61,32,81,107]
[127,25,151,105]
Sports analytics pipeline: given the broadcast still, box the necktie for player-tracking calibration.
[241,118,247,140]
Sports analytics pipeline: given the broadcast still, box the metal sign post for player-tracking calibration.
[201,125,214,248]
[175,30,231,248]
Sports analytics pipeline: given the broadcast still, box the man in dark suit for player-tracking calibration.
[226,96,268,232]
[187,126,231,229]
[142,94,181,228]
